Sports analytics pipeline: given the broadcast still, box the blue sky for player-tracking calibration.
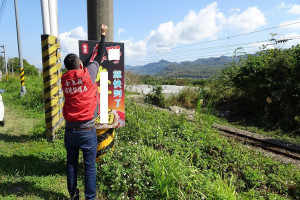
[0,0,300,68]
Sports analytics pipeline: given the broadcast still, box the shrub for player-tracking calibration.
[209,45,300,133]
[144,85,167,108]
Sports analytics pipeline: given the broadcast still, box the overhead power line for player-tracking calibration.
[0,0,7,24]
[126,21,300,66]
[128,36,300,59]
[144,36,300,60]
[126,36,300,66]
[153,21,300,52]
[143,39,271,58]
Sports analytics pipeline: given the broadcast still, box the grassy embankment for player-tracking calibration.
[142,84,300,145]
[0,75,299,200]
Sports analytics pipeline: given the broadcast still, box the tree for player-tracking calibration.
[8,57,39,76]
[0,55,4,73]
[215,45,300,132]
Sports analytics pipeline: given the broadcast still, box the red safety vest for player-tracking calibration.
[61,68,98,122]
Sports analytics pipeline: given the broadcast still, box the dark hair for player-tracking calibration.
[64,53,81,70]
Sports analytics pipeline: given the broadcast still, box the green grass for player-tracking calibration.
[143,84,300,145]
[208,115,300,145]
[0,109,69,199]
[113,102,299,199]
[0,76,299,199]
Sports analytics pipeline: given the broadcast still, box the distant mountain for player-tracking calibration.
[158,56,233,78]
[126,59,175,75]
[125,56,234,78]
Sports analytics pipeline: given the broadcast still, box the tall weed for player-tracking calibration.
[144,85,167,108]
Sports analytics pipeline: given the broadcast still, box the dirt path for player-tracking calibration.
[0,105,37,136]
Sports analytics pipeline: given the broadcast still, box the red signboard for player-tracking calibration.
[79,40,125,129]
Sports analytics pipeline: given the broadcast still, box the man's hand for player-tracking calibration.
[100,24,108,36]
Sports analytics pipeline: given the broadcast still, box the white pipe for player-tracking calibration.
[48,0,58,37]
[40,0,50,35]
[100,72,109,124]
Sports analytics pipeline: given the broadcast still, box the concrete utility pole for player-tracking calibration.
[87,0,114,42]
[0,45,5,72]
[14,0,26,96]
[40,0,63,141]
[86,0,115,160]
[0,45,8,81]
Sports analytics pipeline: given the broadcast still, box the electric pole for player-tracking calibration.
[14,0,26,96]
[40,0,63,141]
[87,0,114,42]
[0,45,8,82]
[0,45,5,72]
[87,0,115,160]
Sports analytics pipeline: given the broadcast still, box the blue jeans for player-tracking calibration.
[64,127,97,200]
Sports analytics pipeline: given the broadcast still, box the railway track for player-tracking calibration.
[130,99,300,166]
[213,123,300,166]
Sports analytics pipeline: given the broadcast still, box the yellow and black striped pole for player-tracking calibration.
[19,66,25,90]
[41,34,64,141]
[96,128,115,162]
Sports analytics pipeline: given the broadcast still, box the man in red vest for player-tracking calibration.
[61,25,108,200]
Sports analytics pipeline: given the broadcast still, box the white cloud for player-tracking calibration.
[283,32,300,47]
[145,3,267,51]
[279,18,300,30]
[59,26,87,57]
[248,32,300,51]
[248,41,275,52]
[147,21,178,50]
[226,7,267,33]
[278,2,287,10]
[122,2,267,59]
[59,26,146,64]
[267,3,288,16]
[177,3,225,43]
[287,5,300,15]
[285,32,300,39]
[118,28,126,38]
[121,38,147,57]
[146,2,225,50]
[228,8,240,14]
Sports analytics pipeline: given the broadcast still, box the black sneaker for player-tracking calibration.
[69,188,79,200]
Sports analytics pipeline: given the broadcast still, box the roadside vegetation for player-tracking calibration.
[0,57,40,76]
[138,45,300,144]
[208,45,300,135]
[0,72,299,199]
[125,70,206,86]
[0,44,299,199]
